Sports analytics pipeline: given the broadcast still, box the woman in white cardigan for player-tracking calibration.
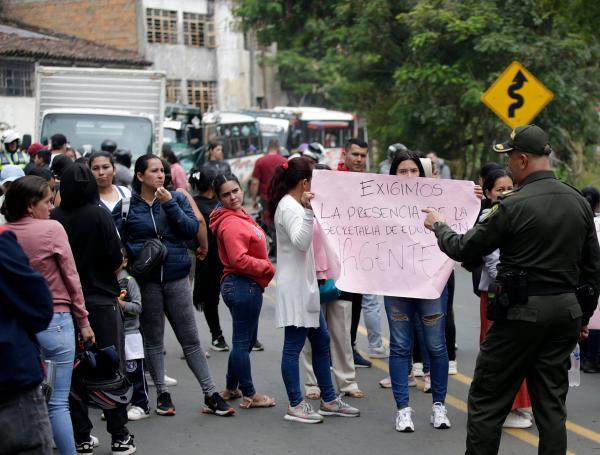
[268,157,360,424]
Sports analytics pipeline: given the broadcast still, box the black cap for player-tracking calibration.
[493,125,550,155]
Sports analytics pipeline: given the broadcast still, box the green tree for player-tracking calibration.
[233,0,600,181]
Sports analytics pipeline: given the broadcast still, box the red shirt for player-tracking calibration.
[252,153,287,201]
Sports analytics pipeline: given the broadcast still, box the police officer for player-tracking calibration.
[422,124,600,455]
[0,130,28,170]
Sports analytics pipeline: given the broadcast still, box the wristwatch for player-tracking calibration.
[432,221,444,231]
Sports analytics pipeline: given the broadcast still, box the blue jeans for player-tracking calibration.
[221,275,262,397]
[282,311,336,406]
[384,296,448,408]
[36,312,76,455]
[361,294,384,349]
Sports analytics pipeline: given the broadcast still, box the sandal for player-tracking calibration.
[344,389,365,398]
[220,389,242,401]
[305,386,321,400]
[239,393,276,409]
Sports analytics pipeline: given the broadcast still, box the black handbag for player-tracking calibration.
[123,199,168,279]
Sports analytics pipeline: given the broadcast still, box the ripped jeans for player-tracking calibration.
[384,296,448,409]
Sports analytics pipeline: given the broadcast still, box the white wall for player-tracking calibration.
[140,0,286,110]
[141,0,216,85]
[0,96,36,138]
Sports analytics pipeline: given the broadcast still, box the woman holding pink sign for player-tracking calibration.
[384,150,451,433]
[269,157,360,424]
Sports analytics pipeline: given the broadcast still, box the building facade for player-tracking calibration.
[4,0,287,112]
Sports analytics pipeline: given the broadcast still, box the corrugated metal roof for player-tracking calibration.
[0,18,149,67]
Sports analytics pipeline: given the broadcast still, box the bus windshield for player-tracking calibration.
[41,113,153,160]
[206,122,262,159]
[304,120,354,148]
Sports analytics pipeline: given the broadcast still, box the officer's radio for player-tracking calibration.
[487,271,528,322]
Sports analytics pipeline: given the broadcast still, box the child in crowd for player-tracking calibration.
[117,257,151,420]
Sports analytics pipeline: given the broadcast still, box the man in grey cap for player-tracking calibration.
[422,124,600,455]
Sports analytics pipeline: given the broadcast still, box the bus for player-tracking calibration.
[196,112,263,185]
[246,107,357,168]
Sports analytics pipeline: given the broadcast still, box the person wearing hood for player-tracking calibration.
[50,164,135,454]
[113,154,234,419]
[209,173,276,409]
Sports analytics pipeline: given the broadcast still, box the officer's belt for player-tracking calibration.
[527,282,575,296]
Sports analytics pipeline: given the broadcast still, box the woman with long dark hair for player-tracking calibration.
[189,169,228,350]
[209,173,276,408]
[4,176,94,454]
[113,154,233,418]
[385,150,450,432]
[88,151,131,212]
[161,145,188,190]
[269,157,360,423]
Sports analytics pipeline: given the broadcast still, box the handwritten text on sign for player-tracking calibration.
[311,170,481,299]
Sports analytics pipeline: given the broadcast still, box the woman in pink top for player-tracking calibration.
[3,176,94,455]
[162,146,189,190]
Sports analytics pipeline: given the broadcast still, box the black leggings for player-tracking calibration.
[70,297,128,444]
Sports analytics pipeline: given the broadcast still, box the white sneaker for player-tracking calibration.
[395,407,415,432]
[412,362,424,377]
[127,405,150,421]
[91,435,99,447]
[164,374,178,387]
[431,402,451,429]
[423,373,431,393]
[319,395,360,417]
[379,376,392,388]
[448,360,458,375]
[503,410,533,429]
[284,400,324,424]
[407,372,417,387]
[368,345,390,359]
[515,408,533,421]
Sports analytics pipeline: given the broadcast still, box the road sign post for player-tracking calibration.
[481,61,554,129]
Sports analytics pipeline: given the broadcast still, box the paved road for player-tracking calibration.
[85,268,600,454]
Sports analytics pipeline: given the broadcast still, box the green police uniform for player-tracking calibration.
[431,126,600,455]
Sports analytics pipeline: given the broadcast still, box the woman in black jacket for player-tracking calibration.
[189,168,228,351]
[51,163,135,453]
[113,155,232,418]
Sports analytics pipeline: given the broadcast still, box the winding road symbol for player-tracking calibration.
[481,61,553,129]
[508,70,528,118]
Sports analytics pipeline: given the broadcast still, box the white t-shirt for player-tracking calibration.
[100,185,131,213]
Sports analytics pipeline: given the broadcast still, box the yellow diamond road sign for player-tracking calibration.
[481,61,554,129]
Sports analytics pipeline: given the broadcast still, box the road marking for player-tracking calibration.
[264,283,592,452]
[363,351,548,452]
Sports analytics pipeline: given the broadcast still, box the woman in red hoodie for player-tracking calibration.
[210,173,276,409]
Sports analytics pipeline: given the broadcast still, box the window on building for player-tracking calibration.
[146,8,178,44]
[166,79,182,103]
[0,60,34,97]
[187,80,217,112]
[183,12,216,48]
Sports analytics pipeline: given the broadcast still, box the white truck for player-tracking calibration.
[35,66,166,159]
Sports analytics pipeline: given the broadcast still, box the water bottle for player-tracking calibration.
[568,343,581,387]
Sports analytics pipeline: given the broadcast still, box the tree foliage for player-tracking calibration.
[233,0,600,181]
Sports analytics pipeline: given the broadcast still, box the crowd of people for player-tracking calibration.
[1,126,599,455]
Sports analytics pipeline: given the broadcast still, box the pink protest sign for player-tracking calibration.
[311,170,480,298]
